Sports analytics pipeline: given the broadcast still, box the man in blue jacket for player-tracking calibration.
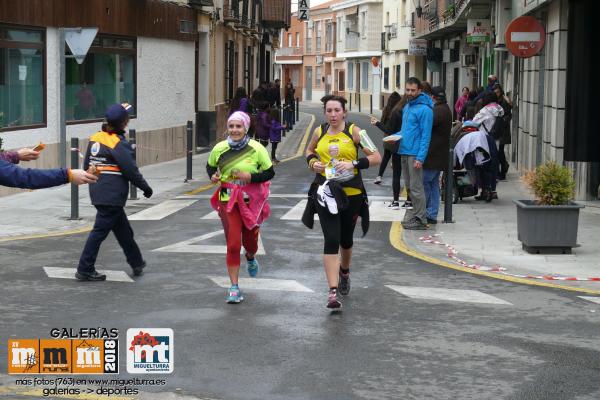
[397,77,433,230]
[76,103,153,281]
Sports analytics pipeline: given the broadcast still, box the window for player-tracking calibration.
[361,12,367,38]
[395,65,401,88]
[315,66,322,87]
[296,32,300,47]
[338,70,345,91]
[325,21,333,52]
[347,62,354,90]
[66,35,136,122]
[361,61,369,90]
[0,26,45,129]
[288,33,292,47]
[337,17,342,42]
[384,67,389,90]
[306,22,313,53]
[315,21,321,53]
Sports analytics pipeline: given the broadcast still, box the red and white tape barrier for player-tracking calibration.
[419,234,600,282]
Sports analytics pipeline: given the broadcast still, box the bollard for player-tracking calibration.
[443,147,455,223]
[185,120,193,182]
[128,129,138,200]
[370,94,373,115]
[349,93,352,111]
[295,98,299,122]
[69,137,80,220]
[358,93,361,113]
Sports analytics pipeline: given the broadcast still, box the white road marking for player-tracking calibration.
[281,199,406,221]
[385,285,513,305]
[178,194,404,201]
[129,199,197,221]
[579,296,600,305]
[208,276,314,292]
[201,211,219,220]
[43,267,134,283]
[152,229,265,255]
[281,199,312,220]
[368,200,406,221]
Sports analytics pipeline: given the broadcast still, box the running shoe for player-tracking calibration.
[226,285,244,304]
[326,288,342,310]
[246,258,260,277]
[388,201,400,210]
[401,200,413,210]
[374,176,382,184]
[338,270,351,295]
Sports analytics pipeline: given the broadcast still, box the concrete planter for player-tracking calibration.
[513,200,584,254]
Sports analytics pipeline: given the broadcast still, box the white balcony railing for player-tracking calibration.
[276,47,303,56]
[345,34,359,51]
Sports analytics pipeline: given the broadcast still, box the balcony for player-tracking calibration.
[276,47,303,56]
[223,0,240,22]
[414,0,491,40]
[346,33,359,51]
[261,0,291,29]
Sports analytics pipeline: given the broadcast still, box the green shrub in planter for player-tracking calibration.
[516,161,582,254]
[522,161,576,205]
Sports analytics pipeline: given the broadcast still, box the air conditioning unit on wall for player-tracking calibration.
[461,54,476,68]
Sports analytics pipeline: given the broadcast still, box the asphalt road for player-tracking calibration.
[1,105,599,400]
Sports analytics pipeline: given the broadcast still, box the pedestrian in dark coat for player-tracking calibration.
[76,103,153,282]
[423,86,453,223]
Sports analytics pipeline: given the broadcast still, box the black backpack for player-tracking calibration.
[483,115,506,141]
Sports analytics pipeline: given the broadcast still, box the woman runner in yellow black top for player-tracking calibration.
[206,111,274,304]
[305,95,381,310]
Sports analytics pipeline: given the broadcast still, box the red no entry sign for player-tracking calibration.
[505,16,546,58]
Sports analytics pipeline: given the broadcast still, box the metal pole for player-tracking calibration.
[295,97,299,122]
[349,93,352,111]
[69,137,80,220]
[128,129,138,200]
[59,29,67,168]
[358,93,361,113]
[185,120,193,182]
[443,147,454,223]
[370,94,373,115]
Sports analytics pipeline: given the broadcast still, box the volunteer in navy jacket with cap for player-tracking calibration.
[76,103,153,282]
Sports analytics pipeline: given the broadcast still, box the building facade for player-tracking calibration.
[380,0,427,105]
[413,0,597,200]
[332,0,384,111]
[0,0,197,196]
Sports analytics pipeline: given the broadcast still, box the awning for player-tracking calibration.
[345,6,358,16]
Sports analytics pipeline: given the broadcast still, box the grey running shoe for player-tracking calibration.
[338,270,350,295]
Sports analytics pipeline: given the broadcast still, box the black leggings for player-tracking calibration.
[378,148,392,177]
[316,194,363,254]
[378,149,402,201]
[271,141,278,159]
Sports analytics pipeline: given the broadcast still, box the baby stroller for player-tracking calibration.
[441,122,480,203]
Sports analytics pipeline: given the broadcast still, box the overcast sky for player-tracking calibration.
[291,0,330,12]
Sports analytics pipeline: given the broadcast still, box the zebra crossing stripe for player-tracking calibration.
[578,296,600,305]
[153,229,266,255]
[208,276,314,292]
[385,285,512,305]
[129,199,198,221]
[280,199,406,221]
[43,267,134,282]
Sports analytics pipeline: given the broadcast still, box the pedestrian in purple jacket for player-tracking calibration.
[268,108,287,164]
